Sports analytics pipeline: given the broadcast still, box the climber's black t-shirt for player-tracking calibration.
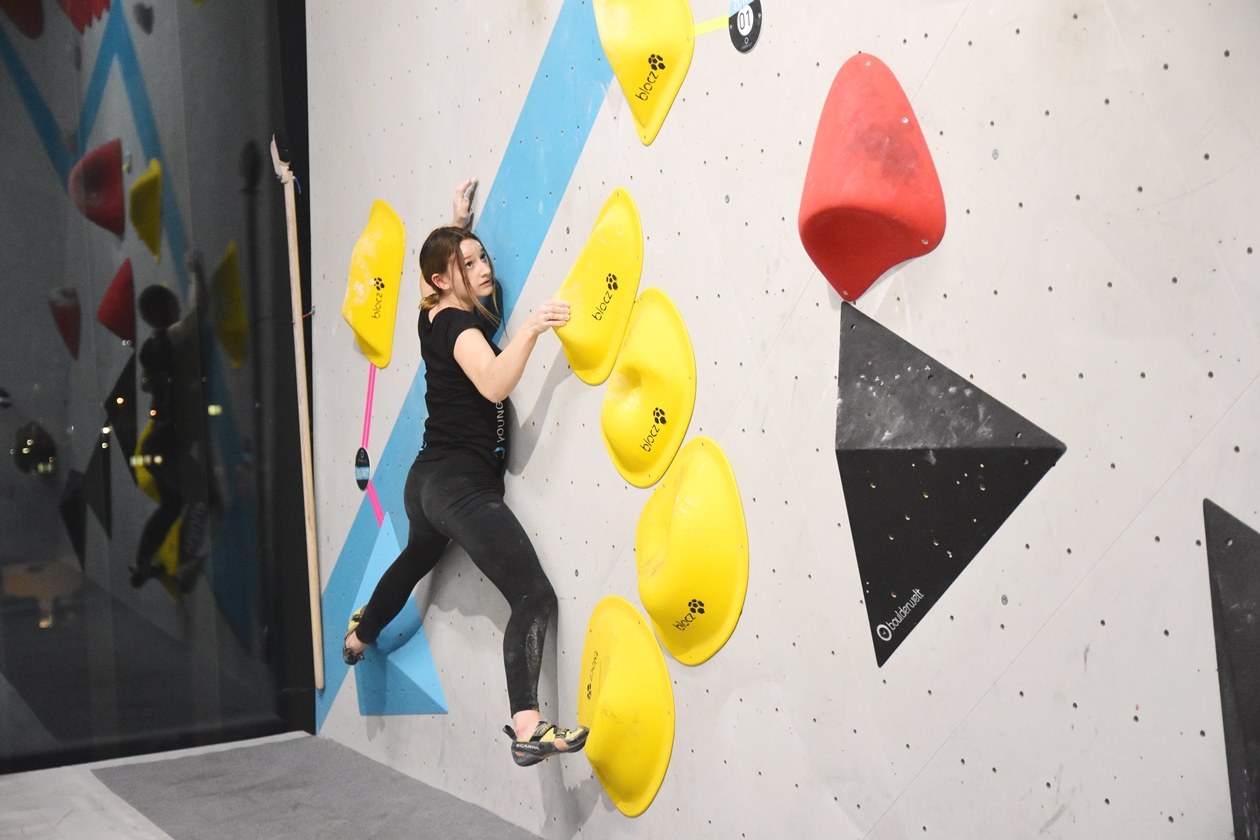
[415,304,509,473]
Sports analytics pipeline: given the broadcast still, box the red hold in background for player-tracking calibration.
[69,139,125,236]
[58,0,108,32]
[48,287,81,359]
[97,259,135,343]
[0,0,44,38]
[798,54,946,302]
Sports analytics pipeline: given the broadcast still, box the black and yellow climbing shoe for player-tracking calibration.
[343,608,366,665]
[503,721,589,767]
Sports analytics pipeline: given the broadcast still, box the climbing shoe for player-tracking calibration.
[503,721,589,767]
[343,608,366,665]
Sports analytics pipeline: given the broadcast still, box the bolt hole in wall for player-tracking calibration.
[0,1,315,771]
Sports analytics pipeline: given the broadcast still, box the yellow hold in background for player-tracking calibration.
[212,241,248,368]
[554,188,643,385]
[636,436,748,665]
[594,0,694,145]
[134,419,160,503]
[600,288,695,488]
[130,158,163,262]
[577,596,675,818]
[342,200,406,368]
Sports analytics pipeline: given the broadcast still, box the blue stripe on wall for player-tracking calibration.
[0,23,76,183]
[316,0,612,729]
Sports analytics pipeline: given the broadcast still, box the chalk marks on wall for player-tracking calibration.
[1203,499,1260,840]
[834,303,1065,665]
[799,54,945,302]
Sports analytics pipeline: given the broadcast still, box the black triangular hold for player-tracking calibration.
[1203,499,1260,840]
[59,470,87,569]
[104,354,138,483]
[82,429,113,538]
[835,303,1066,666]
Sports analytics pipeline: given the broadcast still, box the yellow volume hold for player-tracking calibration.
[637,436,748,665]
[594,0,695,145]
[577,595,675,817]
[129,158,163,262]
[600,288,695,488]
[342,200,406,368]
[554,188,643,385]
[212,241,248,368]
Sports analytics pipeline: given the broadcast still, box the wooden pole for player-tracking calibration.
[271,137,324,691]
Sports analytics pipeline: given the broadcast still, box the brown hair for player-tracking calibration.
[418,226,498,324]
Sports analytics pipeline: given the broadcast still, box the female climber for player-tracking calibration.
[341,179,586,767]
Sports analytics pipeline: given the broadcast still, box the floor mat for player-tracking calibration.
[92,736,541,840]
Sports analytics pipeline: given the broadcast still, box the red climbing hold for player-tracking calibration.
[48,288,81,359]
[58,0,109,32]
[798,54,946,302]
[69,139,125,236]
[0,0,44,38]
[97,259,135,344]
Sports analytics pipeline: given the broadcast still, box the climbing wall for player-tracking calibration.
[306,0,1260,836]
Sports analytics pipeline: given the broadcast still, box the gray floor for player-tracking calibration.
[0,733,541,840]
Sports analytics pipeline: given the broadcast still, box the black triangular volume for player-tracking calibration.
[836,303,1063,453]
[59,470,87,568]
[835,304,1066,666]
[838,447,1064,665]
[1203,499,1260,840]
[82,430,113,538]
[104,354,138,483]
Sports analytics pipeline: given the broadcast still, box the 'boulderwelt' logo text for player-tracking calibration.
[875,588,924,642]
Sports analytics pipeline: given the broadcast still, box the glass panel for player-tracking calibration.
[0,0,311,772]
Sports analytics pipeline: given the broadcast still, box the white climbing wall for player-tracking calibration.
[306,0,1260,836]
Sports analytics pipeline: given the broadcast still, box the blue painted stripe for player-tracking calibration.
[315,0,613,729]
[0,23,75,183]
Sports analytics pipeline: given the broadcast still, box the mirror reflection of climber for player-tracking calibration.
[343,180,588,767]
[130,276,218,592]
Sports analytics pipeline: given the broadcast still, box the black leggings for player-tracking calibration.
[354,452,557,715]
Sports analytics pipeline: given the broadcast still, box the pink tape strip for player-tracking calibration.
[365,479,384,527]
[361,362,377,449]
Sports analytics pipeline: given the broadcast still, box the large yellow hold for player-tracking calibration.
[577,596,675,817]
[600,288,695,488]
[637,436,748,665]
[130,158,163,262]
[554,188,643,384]
[594,0,694,145]
[212,241,248,368]
[342,200,406,368]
